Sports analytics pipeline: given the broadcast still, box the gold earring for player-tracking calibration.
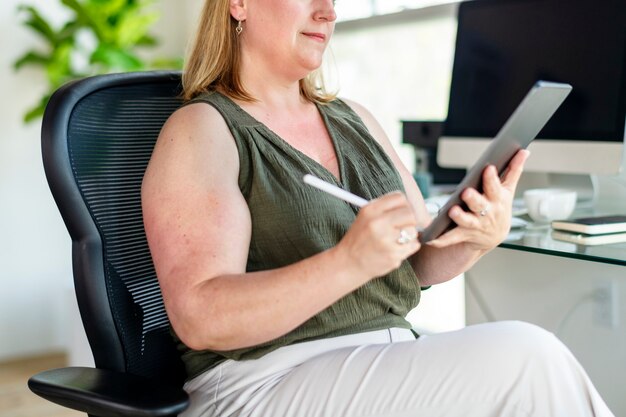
[236,20,243,35]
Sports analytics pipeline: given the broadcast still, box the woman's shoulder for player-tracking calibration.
[335,98,375,121]
[324,97,379,131]
[183,90,226,108]
[145,96,239,190]
[151,97,236,168]
[164,96,229,137]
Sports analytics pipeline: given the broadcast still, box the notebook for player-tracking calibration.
[551,230,626,246]
[551,215,626,235]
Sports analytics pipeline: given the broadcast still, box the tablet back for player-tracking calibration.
[419,81,572,243]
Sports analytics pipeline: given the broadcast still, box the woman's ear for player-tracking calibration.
[230,0,247,21]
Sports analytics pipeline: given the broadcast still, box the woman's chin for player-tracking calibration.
[297,54,324,72]
[304,59,322,74]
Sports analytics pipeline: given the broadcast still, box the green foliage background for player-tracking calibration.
[14,0,183,122]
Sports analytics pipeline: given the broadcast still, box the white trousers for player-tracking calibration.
[182,321,614,417]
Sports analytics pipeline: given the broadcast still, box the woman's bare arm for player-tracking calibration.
[142,103,420,351]
[344,99,528,287]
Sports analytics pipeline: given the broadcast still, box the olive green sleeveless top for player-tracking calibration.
[177,91,423,380]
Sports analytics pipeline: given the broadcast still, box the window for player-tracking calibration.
[329,3,460,171]
[335,0,464,22]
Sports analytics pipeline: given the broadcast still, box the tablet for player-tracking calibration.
[418,81,572,243]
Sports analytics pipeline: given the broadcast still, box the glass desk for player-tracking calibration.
[499,202,626,266]
[502,226,626,267]
[427,186,626,266]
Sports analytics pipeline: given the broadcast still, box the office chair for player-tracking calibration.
[28,71,190,417]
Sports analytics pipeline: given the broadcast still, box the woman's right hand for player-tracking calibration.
[337,192,421,281]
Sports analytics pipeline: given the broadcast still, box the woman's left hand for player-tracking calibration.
[427,150,530,251]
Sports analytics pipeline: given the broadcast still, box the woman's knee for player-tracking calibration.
[481,320,569,364]
[495,320,558,345]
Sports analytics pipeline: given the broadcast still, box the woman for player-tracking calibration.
[141,0,613,416]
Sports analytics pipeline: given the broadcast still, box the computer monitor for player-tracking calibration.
[437,0,626,180]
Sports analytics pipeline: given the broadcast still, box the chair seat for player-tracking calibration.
[28,366,189,417]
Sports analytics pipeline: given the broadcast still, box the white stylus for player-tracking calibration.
[303,174,424,233]
[303,174,369,207]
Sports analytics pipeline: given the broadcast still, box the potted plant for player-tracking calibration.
[14,0,182,122]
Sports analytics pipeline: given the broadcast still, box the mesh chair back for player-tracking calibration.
[42,71,186,384]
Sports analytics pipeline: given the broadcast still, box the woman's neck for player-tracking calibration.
[238,54,309,111]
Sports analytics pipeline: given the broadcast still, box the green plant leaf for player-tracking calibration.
[17,5,57,44]
[16,0,182,124]
[82,0,128,44]
[150,57,184,70]
[58,20,82,43]
[14,51,51,70]
[136,34,157,46]
[88,0,127,17]
[90,43,144,71]
[23,94,51,123]
[24,105,45,123]
[61,0,106,41]
[46,42,75,87]
[115,9,159,47]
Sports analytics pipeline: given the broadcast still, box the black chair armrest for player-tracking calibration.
[28,367,189,417]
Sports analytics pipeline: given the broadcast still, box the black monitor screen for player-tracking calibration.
[445,0,626,142]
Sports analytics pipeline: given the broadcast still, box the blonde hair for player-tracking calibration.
[182,1,336,103]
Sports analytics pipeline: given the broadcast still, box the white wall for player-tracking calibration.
[0,0,192,363]
[0,0,70,362]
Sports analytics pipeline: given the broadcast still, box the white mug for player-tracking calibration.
[523,188,577,223]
